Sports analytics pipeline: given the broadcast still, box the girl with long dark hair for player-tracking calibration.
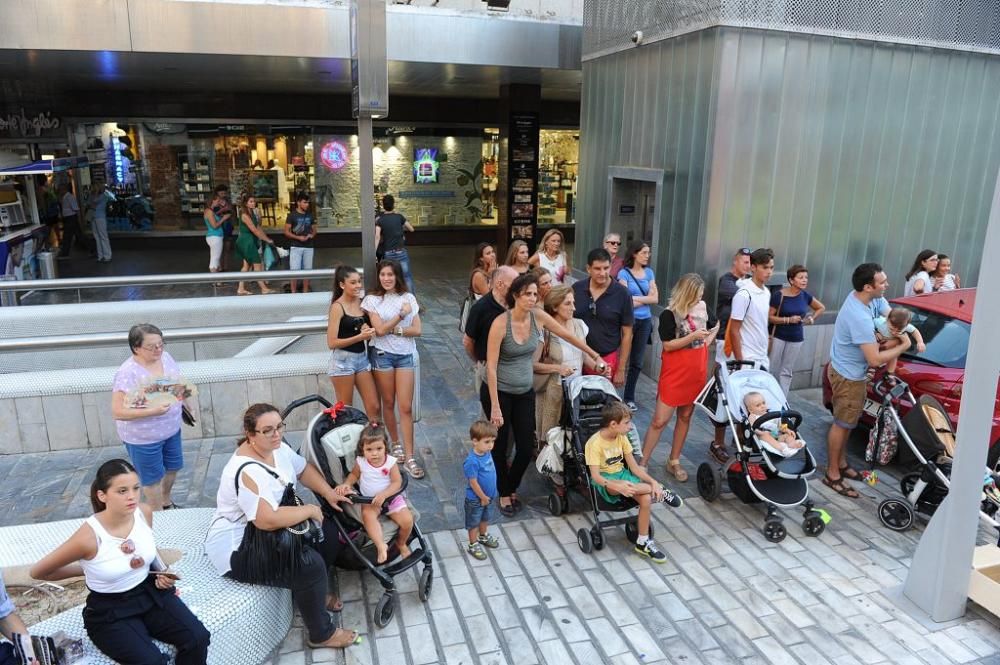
[32,459,211,664]
[470,243,497,297]
[362,259,425,478]
[326,265,380,420]
[903,249,939,296]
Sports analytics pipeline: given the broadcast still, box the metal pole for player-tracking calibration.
[359,115,376,291]
[902,166,1000,620]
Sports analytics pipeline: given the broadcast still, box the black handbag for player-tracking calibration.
[229,461,323,585]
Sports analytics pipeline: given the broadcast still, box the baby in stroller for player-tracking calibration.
[744,391,805,455]
[335,422,414,563]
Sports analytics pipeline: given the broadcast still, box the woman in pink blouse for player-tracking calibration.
[111,324,193,511]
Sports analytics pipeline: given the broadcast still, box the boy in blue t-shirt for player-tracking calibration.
[464,420,500,560]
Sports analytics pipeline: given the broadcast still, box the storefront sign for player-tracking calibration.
[507,112,540,250]
[143,122,186,135]
[398,191,455,198]
[0,109,61,138]
[320,141,349,171]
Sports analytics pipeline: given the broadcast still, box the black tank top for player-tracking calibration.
[337,303,370,353]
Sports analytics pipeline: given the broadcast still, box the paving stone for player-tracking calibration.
[441,643,474,665]
[536,640,574,665]
[430,607,466,647]
[545,558,584,588]
[727,608,770,640]
[752,637,801,665]
[534,574,569,609]
[375,635,406,665]
[451,583,486,617]
[521,605,559,642]
[478,650,509,665]
[563,585,605,620]
[464,613,501,654]
[406,623,440,665]
[586,617,631,658]
[503,627,541,665]
[504,574,540,609]
[619,623,666,662]
[597,590,641,627]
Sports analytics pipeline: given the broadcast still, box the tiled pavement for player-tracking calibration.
[3,246,1000,663]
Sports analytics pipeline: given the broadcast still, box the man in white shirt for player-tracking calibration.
[57,184,82,258]
[728,248,774,366]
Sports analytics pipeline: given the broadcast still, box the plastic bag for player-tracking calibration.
[536,426,567,475]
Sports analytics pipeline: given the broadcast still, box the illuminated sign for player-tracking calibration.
[412,148,439,184]
[111,136,125,184]
[320,141,349,171]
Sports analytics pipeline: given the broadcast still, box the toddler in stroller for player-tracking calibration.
[744,391,805,456]
[335,422,414,563]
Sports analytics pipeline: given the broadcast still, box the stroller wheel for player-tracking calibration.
[577,528,593,554]
[762,519,786,543]
[878,498,915,532]
[802,512,826,537]
[417,567,433,603]
[547,493,563,517]
[625,519,653,544]
[374,592,395,628]
[697,463,722,502]
[591,525,605,551]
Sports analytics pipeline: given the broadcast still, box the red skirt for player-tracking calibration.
[657,345,709,407]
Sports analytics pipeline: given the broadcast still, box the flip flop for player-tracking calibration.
[823,474,860,498]
[308,628,360,649]
[326,595,344,612]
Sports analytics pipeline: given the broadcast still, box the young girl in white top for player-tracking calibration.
[336,423,414,564]
[31,459,210,665]
[931,254,961,291]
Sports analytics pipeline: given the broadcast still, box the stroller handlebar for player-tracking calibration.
[872,376,913,404]
[280,394,334,420]
[751,409,803,432]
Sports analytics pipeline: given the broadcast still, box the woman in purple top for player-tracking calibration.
[111,324,191,511]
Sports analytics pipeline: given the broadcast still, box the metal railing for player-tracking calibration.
[0,268,342,305]
[0,320,330,353]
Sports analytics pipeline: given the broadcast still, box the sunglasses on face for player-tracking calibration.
[606,240,621,246]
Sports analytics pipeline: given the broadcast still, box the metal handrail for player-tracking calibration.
[0,320,330,353]
[0,269,339,292]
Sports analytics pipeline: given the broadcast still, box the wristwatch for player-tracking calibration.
[395,325,404,336]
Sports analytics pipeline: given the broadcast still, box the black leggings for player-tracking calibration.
[227,518,344,644]
[83,579,210,665]
[480,384,536,497]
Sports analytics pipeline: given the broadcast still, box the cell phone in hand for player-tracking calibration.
[150,570,181,581]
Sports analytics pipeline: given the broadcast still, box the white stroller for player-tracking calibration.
[695,361,824,542]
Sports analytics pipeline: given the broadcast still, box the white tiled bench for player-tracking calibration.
[0,508,291,665]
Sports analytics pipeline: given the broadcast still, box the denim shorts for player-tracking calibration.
[328,348,371,377]
[372,349,415,371]
[464,497,497,530]
[124,430,183,486]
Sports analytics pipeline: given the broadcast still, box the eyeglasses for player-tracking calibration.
[120,539,145,569]
[255,422,287,436]
[141,342,165,351]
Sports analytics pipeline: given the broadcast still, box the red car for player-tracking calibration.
[822,288,1000,466]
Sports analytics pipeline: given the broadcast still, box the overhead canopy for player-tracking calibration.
[0,156,89,177]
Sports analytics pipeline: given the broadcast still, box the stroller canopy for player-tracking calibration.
[722,369,788,418]
[566,375,619,405]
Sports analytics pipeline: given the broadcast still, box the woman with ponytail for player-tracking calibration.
[204,403,360,650]
[31,459,210,664]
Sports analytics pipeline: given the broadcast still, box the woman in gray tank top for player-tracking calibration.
[484,272,607,516]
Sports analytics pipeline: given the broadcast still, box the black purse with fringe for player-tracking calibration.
[230,461,323,585]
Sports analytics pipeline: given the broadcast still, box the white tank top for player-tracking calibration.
[80,511,157,593]
[356,455,397,497]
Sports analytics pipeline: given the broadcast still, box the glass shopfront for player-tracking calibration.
[69,121,578,233]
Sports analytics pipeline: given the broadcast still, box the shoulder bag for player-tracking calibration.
[723,289,752,357]
[458,271,482,333]
[229,461,323,585]
[768,291,786,355]
[532,330,554,391]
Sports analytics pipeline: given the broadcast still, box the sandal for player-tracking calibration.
[326,594,344,612]
[498,501,516,517]
[162,502,181,510]
[511,496,523,512]
[236,289,252,296]
[390,441,406,465]
[403,458,425,479]
[838,465,862,481]
[667,459,688,483]
[823,474,860,498]
[708,442,731,464]
[308,628,360,649]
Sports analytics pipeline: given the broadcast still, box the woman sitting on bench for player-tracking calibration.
[31,459,210,665]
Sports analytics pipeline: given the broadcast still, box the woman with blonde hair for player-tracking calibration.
[529,229,571,284]
[504,240,531,275]
[640,273,719,481]
[533,285,598,445]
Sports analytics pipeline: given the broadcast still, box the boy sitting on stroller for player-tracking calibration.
[744,391,805,456]
[874,307,926,378]
[585,402,681,563]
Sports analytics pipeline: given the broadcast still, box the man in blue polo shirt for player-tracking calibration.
[573,248,633,387]
[0,569,32,664]
[825,262,906,498]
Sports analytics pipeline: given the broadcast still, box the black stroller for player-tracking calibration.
[546,376,660,553]
[283,395,433,628]
[870,380,1000,538]
[695,361,824,542]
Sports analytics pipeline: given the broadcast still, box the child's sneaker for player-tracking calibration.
[466,542,487,560]
[634,538,667,563]
[656,488,683,508]
[477,533,500,549]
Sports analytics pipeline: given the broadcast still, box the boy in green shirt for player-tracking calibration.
[585,401,681,562]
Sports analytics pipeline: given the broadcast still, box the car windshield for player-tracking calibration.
[897,305,970,369]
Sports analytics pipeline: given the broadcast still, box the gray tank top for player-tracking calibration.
[497,312,539,394]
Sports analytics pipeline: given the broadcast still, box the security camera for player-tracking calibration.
[631,31,643,45]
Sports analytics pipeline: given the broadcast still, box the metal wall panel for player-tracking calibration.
[579,26,1000,306]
